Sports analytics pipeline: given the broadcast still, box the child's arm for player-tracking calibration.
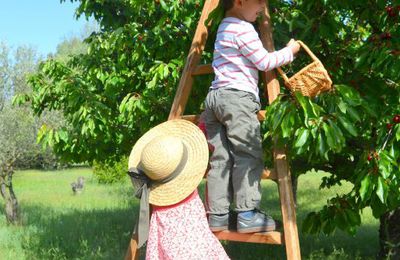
[236,28,299,71]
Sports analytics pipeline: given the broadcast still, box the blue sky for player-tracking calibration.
[0,0,89,56]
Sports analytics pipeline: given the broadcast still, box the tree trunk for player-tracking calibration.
[0,166,20,224]
[378,208,400,259]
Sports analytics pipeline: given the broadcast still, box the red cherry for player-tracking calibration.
[386,6,398,17]
[380,32,392,40]
[390,50,400,56]
[393,115,400,124]
[367,154,373,161]
[138,34,143,41]
[387,123,393,130]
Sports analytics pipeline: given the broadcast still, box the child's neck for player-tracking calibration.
[225,9,245,21]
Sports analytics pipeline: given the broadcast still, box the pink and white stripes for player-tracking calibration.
[211,17,293,100]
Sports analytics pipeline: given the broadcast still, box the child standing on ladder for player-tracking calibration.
[204,0,300,233]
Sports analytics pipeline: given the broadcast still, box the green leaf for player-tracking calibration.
[346,106,361,122]
[376,176,388,203]
[316,131,327,158]
[281,112,292,138]
[322,122,337,150]
[335,210,348,230]
[159,0,168,11]
[295,92,317,126]
[337,100,348,114]
[371,194,387,218]
[336,84,362,106]
[294,128,309,148]
[361,100,378,118]
[395,124,400,141]
[359,175,371,201]
[338,115,358,136]
[58,130,68,142]
[345,209,361,226]
[12,94,30,105]
[328,119,345,146]
[272,102,289,131]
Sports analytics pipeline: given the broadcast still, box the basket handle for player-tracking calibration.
[296,40,321,63]
[276,40,322,82]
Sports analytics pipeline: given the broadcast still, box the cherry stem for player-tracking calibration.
[379,127,394,152]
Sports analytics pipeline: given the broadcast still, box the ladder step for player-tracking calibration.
[213,230,283,245]
[192,64,213,76]
[204,168,276,180]
[180,110,266,123]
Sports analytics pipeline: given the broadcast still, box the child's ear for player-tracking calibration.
[235,0,244,7]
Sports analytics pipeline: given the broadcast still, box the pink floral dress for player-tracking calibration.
[146,190,230,260]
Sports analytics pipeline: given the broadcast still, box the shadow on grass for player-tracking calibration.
[199,181,378,260]
[8,180,379,260]
[20,203,139,260]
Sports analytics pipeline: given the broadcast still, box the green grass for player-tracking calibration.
[0,168,378,259]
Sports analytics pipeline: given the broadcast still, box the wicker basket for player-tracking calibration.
[277,41,332,97]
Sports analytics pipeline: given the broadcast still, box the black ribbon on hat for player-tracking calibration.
[127,147,187,248]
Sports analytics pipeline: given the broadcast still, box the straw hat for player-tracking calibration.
[128,119,209,206]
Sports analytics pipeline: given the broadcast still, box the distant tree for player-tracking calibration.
[0,43,41,223]
[0,42,11,111]
[0,105,36,223]
[0,42,63,223]
[54,21,98,63]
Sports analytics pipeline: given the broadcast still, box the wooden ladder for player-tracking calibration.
[125,0,300,259]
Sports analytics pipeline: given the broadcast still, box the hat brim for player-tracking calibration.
[128,119,209,206]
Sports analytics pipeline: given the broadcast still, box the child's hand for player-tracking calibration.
[287,39,301,56]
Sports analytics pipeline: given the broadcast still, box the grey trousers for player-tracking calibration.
[204,88,264,214]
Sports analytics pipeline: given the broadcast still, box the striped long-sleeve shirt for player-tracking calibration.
[211,17,294,101]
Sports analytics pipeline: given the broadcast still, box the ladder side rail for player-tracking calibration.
[258,3,301,260]
[168,0,219,120]
[124,233,140,260]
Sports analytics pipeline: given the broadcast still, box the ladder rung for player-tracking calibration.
[181,114,201,123]
[262,168,277,180]
[213,230,283,245]
[204,168,276,180]
[192,64,213,76]
[180,110,266,124]
[257,110,266,121]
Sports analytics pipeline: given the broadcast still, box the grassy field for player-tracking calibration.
[0,168,378,259]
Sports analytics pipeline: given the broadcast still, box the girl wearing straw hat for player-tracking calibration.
[128,119,230,260]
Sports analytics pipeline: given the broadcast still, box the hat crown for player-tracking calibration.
[140,136,184,180]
